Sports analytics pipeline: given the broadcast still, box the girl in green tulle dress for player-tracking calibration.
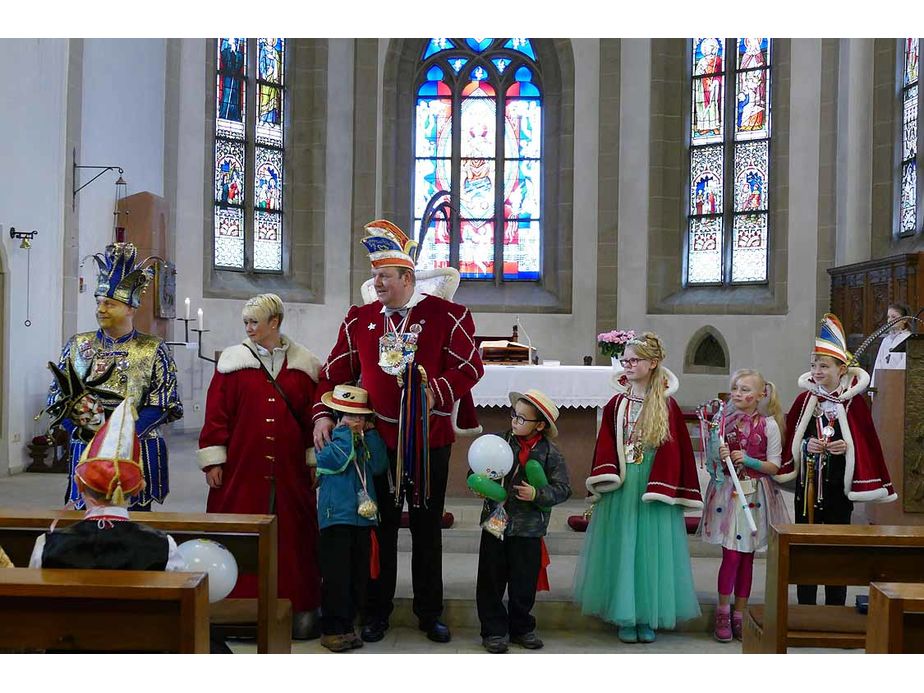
[574,332,703,643]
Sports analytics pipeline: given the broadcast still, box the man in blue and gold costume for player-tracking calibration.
[43,243,183,511]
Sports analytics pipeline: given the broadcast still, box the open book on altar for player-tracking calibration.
[478,340,533,364]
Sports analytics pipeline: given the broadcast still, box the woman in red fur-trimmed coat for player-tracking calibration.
[198,294,323,639]
[574,332,702,645]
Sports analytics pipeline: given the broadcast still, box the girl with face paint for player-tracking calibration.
[698,369,790,642]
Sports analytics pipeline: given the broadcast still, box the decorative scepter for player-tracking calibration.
[697,397,758,536]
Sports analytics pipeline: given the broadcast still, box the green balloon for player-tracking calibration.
[525,459,549,488]
[467,473,507,502]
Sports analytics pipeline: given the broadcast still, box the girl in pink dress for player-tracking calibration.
[699,369,790,642]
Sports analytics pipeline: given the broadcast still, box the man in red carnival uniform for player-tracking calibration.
[313,218,484,644]
[776,313,896,606]
[198,293,323,639]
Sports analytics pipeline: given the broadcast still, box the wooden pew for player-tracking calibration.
[744,524,924,653]
[0,509,290,654]
[0,567,209,653]
[866,582,924,653]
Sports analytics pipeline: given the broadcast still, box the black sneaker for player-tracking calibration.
[360,620,389,643]
[510,631,544,649]
[419,620,452,643]
[482,635,509,654]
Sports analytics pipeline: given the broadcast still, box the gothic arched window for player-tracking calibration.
[413,38,542,282]
[899,38,919,236]
[213,37,286,272]
[686,38,772,286]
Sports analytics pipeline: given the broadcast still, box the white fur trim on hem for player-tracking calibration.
[451,399,482,437]
[848,489,897,503]
[217,338,321,380]
[198,445,227,469]
[640,491,704,510]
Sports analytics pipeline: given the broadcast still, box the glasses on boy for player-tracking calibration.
[509,408,542,426]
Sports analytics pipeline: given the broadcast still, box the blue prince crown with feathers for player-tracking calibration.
[92,242,158,308]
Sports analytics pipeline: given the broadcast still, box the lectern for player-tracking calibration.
[868,334,924,524]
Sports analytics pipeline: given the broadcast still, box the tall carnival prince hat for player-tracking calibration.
[74,398,145,505]
[90,242,161,308]
[360,191,461,303]
[813,313,852,364]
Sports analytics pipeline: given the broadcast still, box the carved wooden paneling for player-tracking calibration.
[904,336,924,513]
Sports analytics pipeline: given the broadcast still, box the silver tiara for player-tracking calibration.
[627,338,648,347]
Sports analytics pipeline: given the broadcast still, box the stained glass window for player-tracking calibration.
[900,39,919,236]
[213,38,286,272]
[413,38,543,282]
[686,38,771,285]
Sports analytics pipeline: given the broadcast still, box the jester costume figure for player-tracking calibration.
[43,243,183,510]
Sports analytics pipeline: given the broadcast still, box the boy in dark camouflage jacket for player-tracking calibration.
[475,389,571,653]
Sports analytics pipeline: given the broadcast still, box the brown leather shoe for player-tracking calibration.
[320,634,352,653]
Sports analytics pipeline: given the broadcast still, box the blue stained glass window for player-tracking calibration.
[466,38,494,52]
[424,38,456,59]
[413,38,543,282]
[492,58,511,73]
[446,56,468,74]
[504,38,536,60]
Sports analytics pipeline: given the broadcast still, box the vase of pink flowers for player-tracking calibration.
[597,329,636,367]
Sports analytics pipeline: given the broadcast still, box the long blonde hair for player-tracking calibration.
[728,368,786,439]
[630,332,672,448]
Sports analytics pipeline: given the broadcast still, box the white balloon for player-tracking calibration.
[177,538,239,603]
[468,434,514,480]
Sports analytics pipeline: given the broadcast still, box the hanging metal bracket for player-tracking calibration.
[72,147,124,210]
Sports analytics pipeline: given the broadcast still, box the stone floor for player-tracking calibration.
[1,429,865,654]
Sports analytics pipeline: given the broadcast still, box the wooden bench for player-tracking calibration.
[743,524,924,653]
[0,567,209,652]
[866,582,924,653]
[0,509,290,654]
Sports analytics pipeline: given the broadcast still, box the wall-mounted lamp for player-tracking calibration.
[72,147,125,211]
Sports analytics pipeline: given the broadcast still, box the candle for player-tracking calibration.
[184,297,190,320]
[197,308,204,331]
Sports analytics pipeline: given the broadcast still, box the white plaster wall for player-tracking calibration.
[0,39,69,475]
[456,39,602,366]
[74,39,167,331]
[171,39,356,433]
[616,38,826,409]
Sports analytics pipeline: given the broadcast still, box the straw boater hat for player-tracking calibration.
[74,398,145,505]
[321,384,374,415]
[508,389,560,438]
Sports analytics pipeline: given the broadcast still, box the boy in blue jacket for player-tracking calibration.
[316,384,387,652]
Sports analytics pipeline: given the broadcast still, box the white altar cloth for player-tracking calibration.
[471,364,617,408]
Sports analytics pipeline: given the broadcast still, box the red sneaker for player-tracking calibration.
[714,609,732,643]
[732,611,744,641]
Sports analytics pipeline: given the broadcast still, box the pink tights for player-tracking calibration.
[717,547,755,598]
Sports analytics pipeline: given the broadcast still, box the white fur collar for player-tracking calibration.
[611,365,680,397]
[797,366,869,401]
[217,336,321,381]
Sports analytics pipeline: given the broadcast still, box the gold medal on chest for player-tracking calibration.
[378,332,416,376]
[625,441,643,465]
